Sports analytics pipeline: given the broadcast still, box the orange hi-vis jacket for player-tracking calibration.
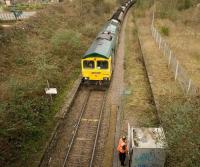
[117,141,128,153]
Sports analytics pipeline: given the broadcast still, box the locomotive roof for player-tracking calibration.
[82,34,113,59]
[82,21,118,59]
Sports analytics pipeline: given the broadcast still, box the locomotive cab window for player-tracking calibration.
[83,61,94,69]
[97,61,108,69]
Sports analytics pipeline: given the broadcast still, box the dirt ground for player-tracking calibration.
[122,11,158,132]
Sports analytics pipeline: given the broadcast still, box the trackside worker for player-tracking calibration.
[119,136,126,145]
[117,136,128,166]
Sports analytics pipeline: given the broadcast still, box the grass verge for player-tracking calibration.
[0,0,116,166]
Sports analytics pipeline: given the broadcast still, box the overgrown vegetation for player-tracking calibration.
[134,0,200,167]
[135,0,199,21]
[134,0,154,17]
[0,0,115,166]
[162,97,200,167]
[156,0,199,20]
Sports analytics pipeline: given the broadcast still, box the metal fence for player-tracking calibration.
[150,12,199,96]
[0,11,36,21]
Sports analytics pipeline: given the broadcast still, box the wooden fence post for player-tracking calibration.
[154,28,156,38]
[175,61,179,80]
[159,35,161,49]
[164,43,167,56]
[187,79,191,95]
[168,50,172,67]
[156,31,159,43]
[152,11,155,27]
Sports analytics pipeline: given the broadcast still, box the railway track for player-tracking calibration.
[62,89,107,167]
[39,87,107,167]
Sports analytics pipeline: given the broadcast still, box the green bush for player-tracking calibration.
[177,0,192,10]
[33,54,60,82]
[160,26,169,36]
[156,1,178,21]
[136,0,154,9]
[162,98,200,167]
[51,29,81,49]
[134,0,154,17]
[0,96,51,165]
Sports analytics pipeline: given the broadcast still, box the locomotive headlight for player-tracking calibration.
[84,77,89,80]
[103,77,108,80]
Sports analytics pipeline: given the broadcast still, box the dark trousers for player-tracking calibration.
[119,152,126,166]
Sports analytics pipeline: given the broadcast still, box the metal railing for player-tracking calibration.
[0,11,36,21]
[150,12,199,96]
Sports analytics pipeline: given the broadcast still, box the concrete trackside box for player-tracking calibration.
[129,127,167,167]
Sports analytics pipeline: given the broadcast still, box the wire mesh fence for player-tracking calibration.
[150,13,199,96]
[0,11,36,21]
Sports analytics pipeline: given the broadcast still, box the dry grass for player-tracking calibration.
[136,14,183,97]
[121,11,158,136]
[155,6,200,86]
[135,3,200,166]
[129,0,200,166]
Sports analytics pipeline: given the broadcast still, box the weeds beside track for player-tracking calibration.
[40,86,107,167]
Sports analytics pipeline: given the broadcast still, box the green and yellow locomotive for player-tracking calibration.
[81,20,119,85]
[81,0,135,85]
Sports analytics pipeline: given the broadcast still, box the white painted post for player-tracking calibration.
[159,36,161,49]
[156,31,159,43]
[152,27,154,36]
[152,27,155,38]
[175,61,179,80]
[187,79,192,94]
[164,43,167,56]
[154,28,156,38]
[152,11,155,27]
[168,50,172,67]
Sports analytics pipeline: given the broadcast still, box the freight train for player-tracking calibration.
[81,0,136,85]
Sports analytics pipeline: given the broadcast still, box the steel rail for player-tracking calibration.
[62,90,91,167]
[89,91,107,167]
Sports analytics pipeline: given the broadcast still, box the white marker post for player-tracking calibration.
[168,50,172,67]
[164,43,167,56]
[152,11,155,27]
[159,36,162,49]
[45,80,57,102]
[175,61,179,80]
[187,79,191,95]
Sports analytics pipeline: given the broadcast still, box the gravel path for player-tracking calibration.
[104,9,130,167]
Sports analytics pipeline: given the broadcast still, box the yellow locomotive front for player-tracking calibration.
[81,20,119,85]
[81,57,112,82]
